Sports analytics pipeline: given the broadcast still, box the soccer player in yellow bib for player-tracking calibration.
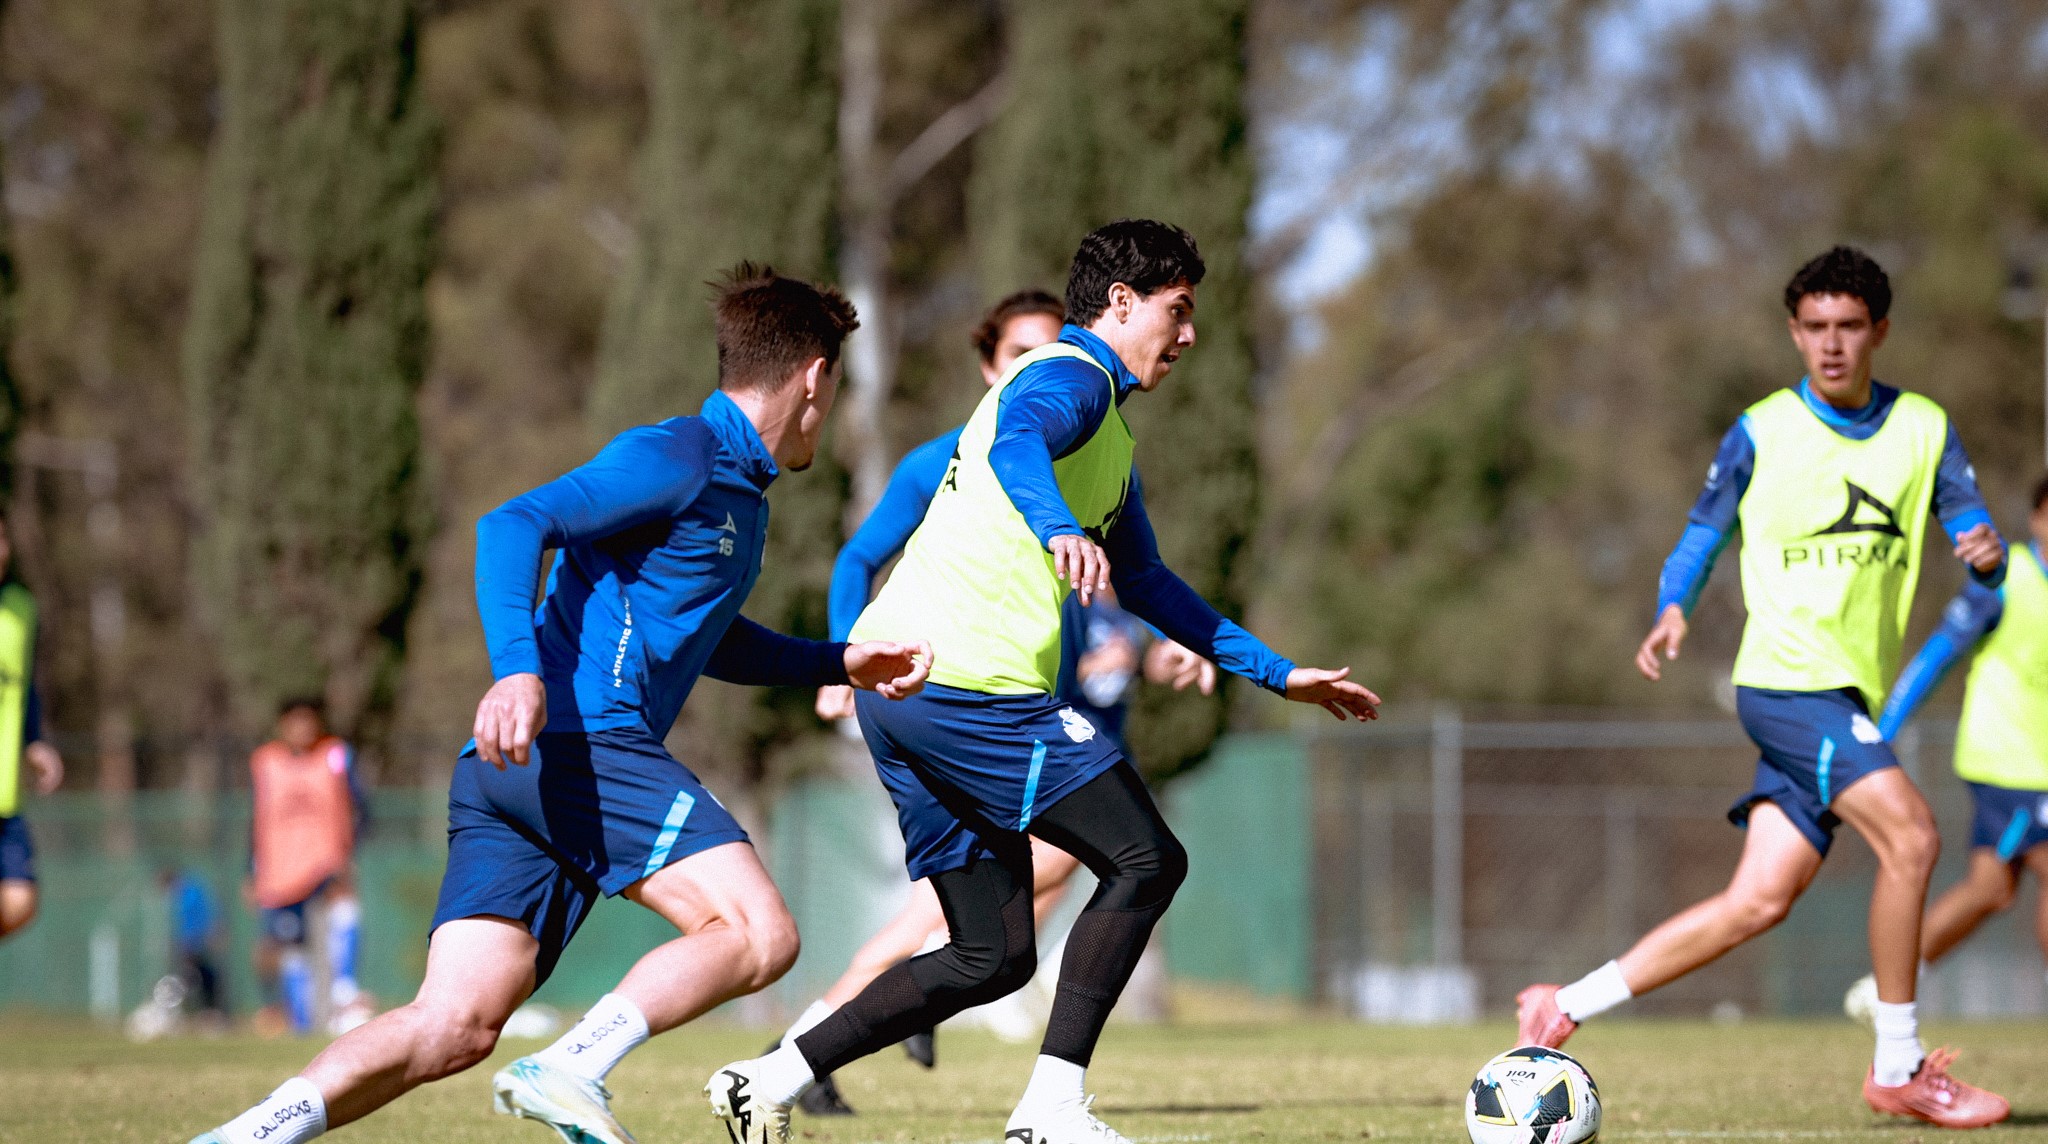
[1841,472,2048,1020]
[1515,246,2011,1128]
[707,220,1380,1144]
[0,512,63,945]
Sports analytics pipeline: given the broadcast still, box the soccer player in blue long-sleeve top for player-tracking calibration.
[711,220,1378,1144]
[1841,473,2048,1019]
[190,265,933,1144]
[1517,247,2010,1128]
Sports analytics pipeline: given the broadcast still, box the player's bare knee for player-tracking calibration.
[1883,820,1940,879]
[742,910,801,989]
[1730,887,1794,936]
[411,1001,503,1076]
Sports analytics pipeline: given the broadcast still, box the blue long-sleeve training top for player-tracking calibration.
[828,427,964,641]
[987,325,1297,694]
[1656,378,2002,617]
[1875,546,2043,738]
[474,389,848,738]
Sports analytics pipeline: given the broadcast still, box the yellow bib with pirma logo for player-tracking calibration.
[0,583,36,818]
[1731,387,1946,711]
[852,342,1134,695]
[1954,547,2048,789]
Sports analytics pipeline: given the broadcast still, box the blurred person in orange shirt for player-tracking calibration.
[247,697,369,1035]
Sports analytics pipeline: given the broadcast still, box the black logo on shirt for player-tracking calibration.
[1809,480,1903,539]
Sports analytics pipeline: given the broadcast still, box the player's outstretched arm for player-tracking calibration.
[1284,666,1380,721]
[473,672,546,770]
[845,640,933,700]
[1636,604,1688,682]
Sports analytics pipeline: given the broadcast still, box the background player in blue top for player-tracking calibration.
[1843,472,2048,1021]
[189,265,934,1144]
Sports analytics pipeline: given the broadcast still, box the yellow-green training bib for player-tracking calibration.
[852,343,1134,694]
[1731,388,1947,711]
[1955,548,2048,789]
[0,583,36,818]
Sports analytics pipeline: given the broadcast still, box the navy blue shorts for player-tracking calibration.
[1967,782,2048,862]
[430,727,750,986]
[0,815,33,883]
[262,898,312,945]
[855,683,1124,881]
[1728,686,1900,856]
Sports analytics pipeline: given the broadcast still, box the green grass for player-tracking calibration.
[3,1017,2046,1143]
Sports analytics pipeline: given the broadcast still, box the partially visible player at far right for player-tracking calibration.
[1515,246,2010,1129]
[1843,472,2048,1022]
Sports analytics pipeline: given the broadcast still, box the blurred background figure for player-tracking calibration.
[0,511,63,944]
[246,698,370,1036]
[166,866,227,1025]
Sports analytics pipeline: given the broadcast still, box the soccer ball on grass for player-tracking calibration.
[1464,1045,1601,1144]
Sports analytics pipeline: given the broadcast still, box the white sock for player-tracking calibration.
[218,1077,326,1144]
[782,999,835,1044]
[1018,1054,1087,1108]
[534,993,650,1083]
[1871,1000,1925,1087]
[1554,960,1633,1023]
[754,1040,817,1105]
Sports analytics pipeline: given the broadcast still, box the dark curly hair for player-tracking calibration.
[1064,219,1205,326]
[1784,245,1891,322]
[970,290,1065,365]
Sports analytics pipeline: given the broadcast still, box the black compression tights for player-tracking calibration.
[796,761,1187,1075]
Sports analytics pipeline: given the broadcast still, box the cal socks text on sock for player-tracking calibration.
[1555,960,1633,1023]
[219,1077,327,1144]
[535,993,650,1083]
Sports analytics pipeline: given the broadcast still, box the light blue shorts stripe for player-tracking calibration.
[1998,808,2032,863]
[643,790,698,880]
[1816,737,1836,805]
[1018,740,1048,830]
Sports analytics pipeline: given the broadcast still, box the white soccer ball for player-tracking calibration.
[1465,1045,1602,1144]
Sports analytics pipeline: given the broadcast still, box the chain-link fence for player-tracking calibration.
[1303,712,2046,1021]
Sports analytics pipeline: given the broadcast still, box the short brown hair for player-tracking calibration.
[970,289,1065,365]
[713,262,860,392]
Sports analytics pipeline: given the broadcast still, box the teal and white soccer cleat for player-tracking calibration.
[491,1055,638,1144]
[705,1059,792,1144]
[187,1133,228,1144]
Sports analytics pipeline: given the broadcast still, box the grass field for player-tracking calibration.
[3,1017,2047,1143]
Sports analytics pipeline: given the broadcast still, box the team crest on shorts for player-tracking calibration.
[1058,707,1097,743]
[1850,713,1882,744]
[2037,795,2048,827]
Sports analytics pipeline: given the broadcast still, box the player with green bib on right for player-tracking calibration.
[1516,246,2011,1128]
[1842,471,2048,1022]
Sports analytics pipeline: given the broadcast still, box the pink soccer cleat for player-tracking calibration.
[1863,1048,2010,1129]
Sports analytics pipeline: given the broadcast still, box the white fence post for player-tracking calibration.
[1431,704,1463,967]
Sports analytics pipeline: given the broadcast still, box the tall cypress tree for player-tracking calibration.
[183,0,436,738]
[971,0,1257,781]
[592,0,841,787]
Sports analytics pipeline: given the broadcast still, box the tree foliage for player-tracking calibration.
[971,0,1258,782]
[590,0,842,796]
[183,0,437,741]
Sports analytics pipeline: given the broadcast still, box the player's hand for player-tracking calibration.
[23,740,61,795]
[1049,533,1110,605]
[1284,666,1380,721]
[1145,639,1217,695]
[815,684,857,722]
[1636,604,1688,681]
[474,672,546,770]
[1954,522,2005,574]
[846,640,933,700]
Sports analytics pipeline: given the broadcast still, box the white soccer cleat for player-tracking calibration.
[1005,1094,1133,1144]
[187,1134,227,1144]
[705,1059,791,1144]
[1843,973,1878,1028]
[491,1055,638,1144]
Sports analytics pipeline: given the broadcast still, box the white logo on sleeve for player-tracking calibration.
[717,512,738,556]
[1850,713,1883,744]
[1058,707,1097,743]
